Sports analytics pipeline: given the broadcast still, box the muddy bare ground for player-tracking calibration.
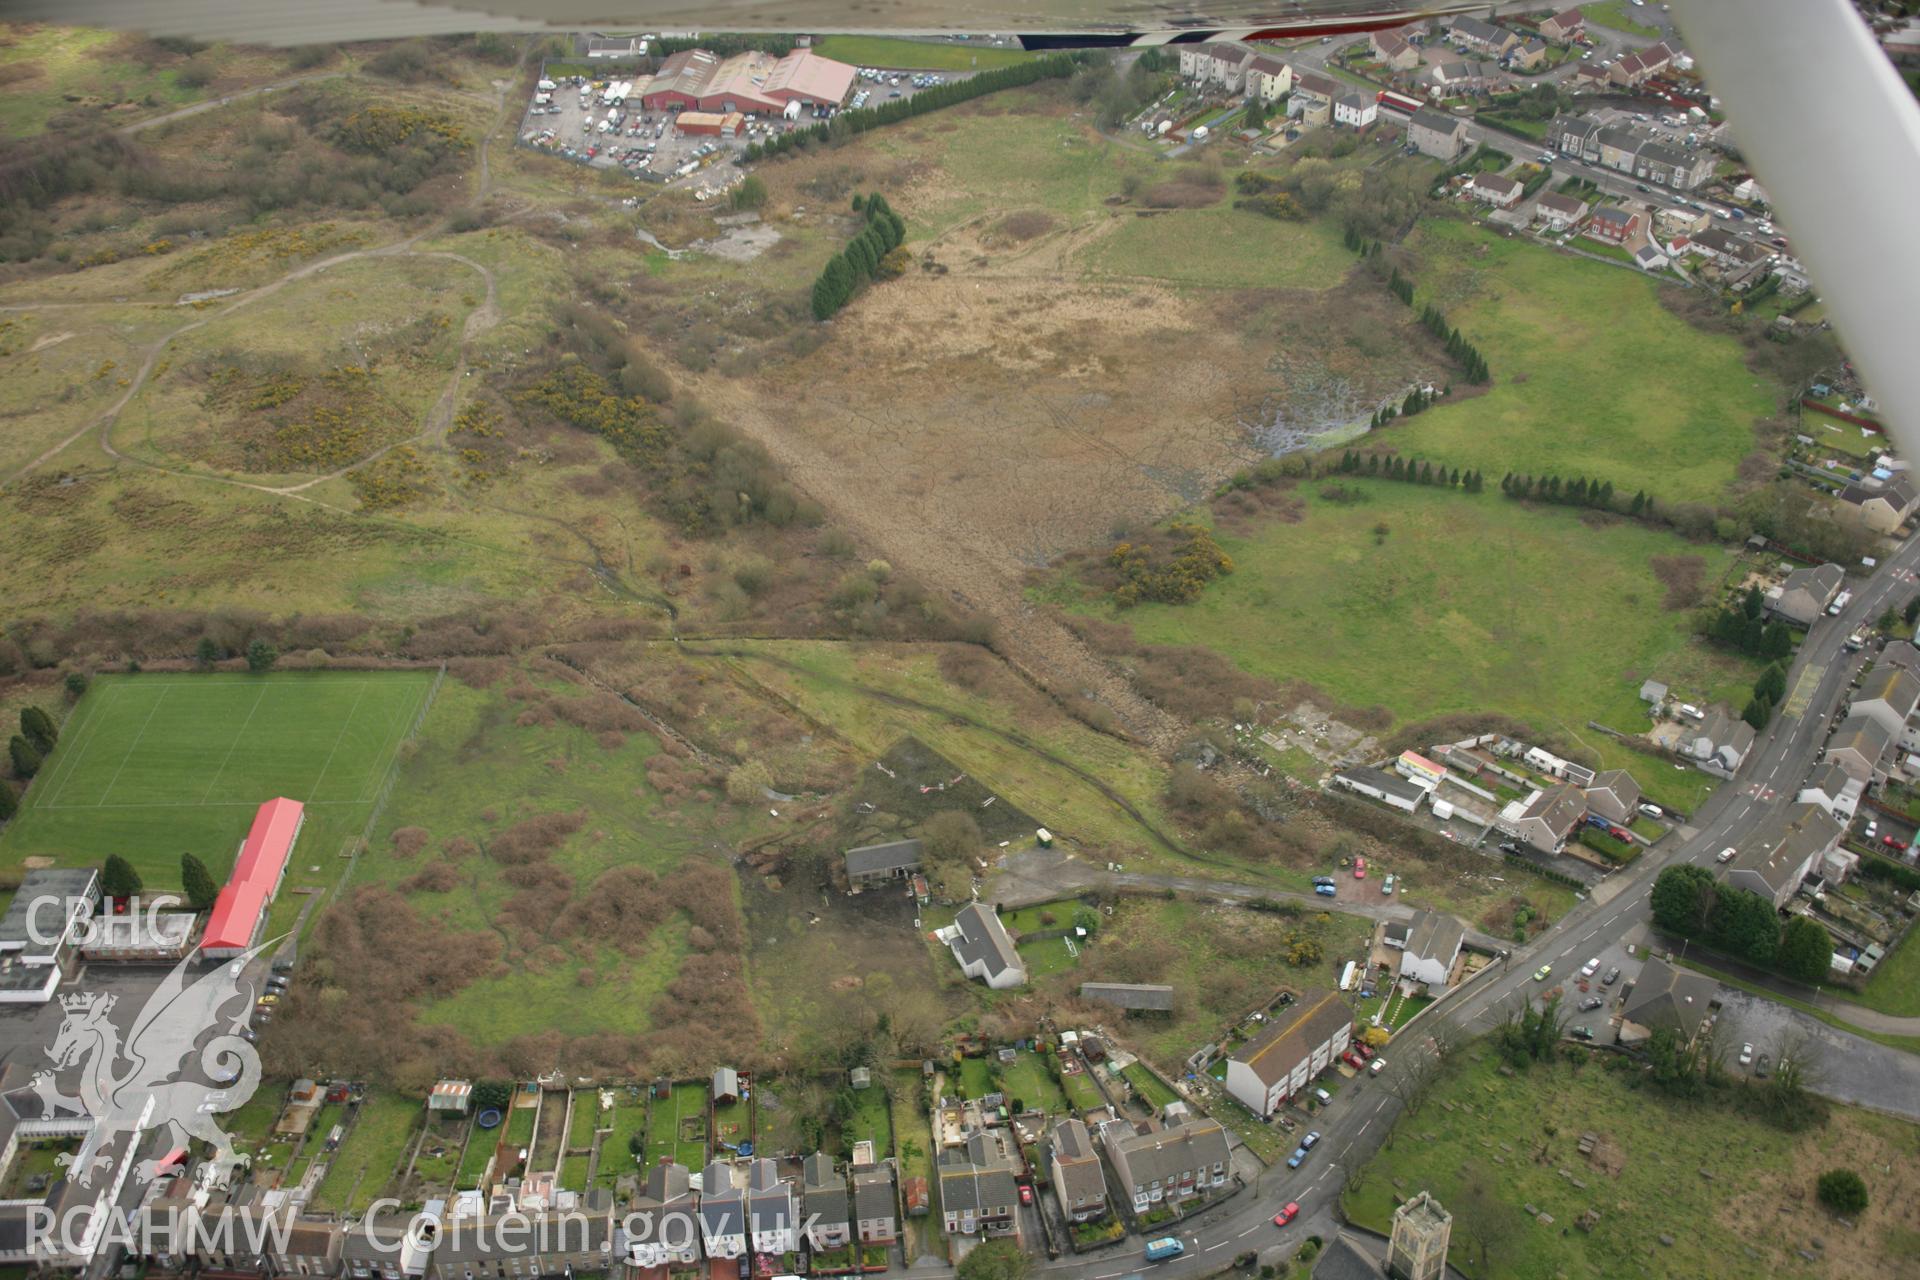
[695,230,1429,750]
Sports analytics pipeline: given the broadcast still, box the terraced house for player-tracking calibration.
[1222,990,1354,1117]
[1099,1115,1232,1215]
[620,1160,699,1269]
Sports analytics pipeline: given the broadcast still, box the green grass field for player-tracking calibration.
[0,28,309,137]
[809,36,1040,72]
[2,671,433,891]
[840,1084,891,1158]
[999,1051,1070,1116]
[1079,206,1352,290]
[1396,219,1777,507]
[1055,485,1758,813]
[1849,924,1920,1018]
[1581,0,1661,37]
[641,1083,708,1170]
[1342,1043,1920,1279]
[1121,1062,1179,1109]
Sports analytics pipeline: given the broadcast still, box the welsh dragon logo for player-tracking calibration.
[40,941,275,1187]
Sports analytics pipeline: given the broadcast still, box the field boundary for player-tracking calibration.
[336,663,446,879]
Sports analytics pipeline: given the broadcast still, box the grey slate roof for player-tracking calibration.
[851,1163,895,1222]
[1050,1118,1106,1206]
[1335,766,1425,803]
[845,838,923,878]
[1401,909,1465,964]
[1729,803,1842,897]
[1080,982,1175,1012]
[1881,640,1920,675]
[803,1153,848,1228]
[952,902,1022,983]
[1620,956,1718,1038]
[1310,1233,1387,1280]
[0,868,99,961]
[700,1160,744,1237]
[936,1130,1018,1215]
[1107,1116,1231,1188]
[1409,106,1463,135]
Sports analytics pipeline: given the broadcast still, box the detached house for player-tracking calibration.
[1100,1115,1231,1215]
[1797,759,1864,820]
[1407,107,1467,159]
[1469,172,1523,208]
[1048,1118,1108,1223]
[802,1153,851,1251]
[1501,781,1587,853]
[1586,205,1640,245]
[1680,706,1756,772]
[1583,769,1643,826]
[1617,956,1719,1046]
[1534,190,1589,231]
[1370,28,1420,70]
[937,1131,1018,1238]
[1724,803,1842,907]
[1539,9,1585,43]
[1222,990,1353,1117]
[1392,909,1466,990]
[851,1163,898,1246]
[1768,563,1845,627]
[1839,474,1919,534]
[943,902,1027,989]
[1334,91,1378,128]
[845,839,923,891]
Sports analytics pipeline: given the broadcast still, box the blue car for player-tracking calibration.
[1314,884,1337,897]
[1287,1146,1308,1168]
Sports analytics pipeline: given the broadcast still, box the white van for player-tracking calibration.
[1313,1088,1332,1106]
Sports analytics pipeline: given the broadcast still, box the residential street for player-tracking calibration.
[951,533,1920,1279]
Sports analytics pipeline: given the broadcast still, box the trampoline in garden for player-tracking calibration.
[477,1108,503,1129]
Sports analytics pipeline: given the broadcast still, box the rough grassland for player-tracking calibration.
[1343,1046,1920,1280]
[1066,485,1757,811]
[1582,0,1662,38]
[1394,219,1776,507]
[809,36,1040,71]
[1,670,431,891]
[359,670,749,1045]
[1079,205,1352,291]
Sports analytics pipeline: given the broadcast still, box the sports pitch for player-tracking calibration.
[1,671,435,892]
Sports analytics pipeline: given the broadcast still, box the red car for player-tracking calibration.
[1018,1184,1033,1206]
[1273,1202,1300,1227]
[1352,1042,1375,1060]
[1883,835,1910,851]
[1353,856,1367,879]
[1341,1050,1365,1070]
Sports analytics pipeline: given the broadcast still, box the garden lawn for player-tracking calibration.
[313,1094,420,1214]
[642,1083,709,1170]
[889,1070,944,1259]
[1121,1063,1179,1109]
[1071,484,1760,812]
[1342,1043,1920,1280]
[2,671,433,892]
[999,1051,1070,1117]
[1397,218,1777,507]
[458,1120,500,1190]
[1835,920,1920,1020]
[809,37,1040,71]
[840,1085,891,1158]
[1059,1065,1104,1112]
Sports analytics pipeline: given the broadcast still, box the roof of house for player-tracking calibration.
[936,1130,1018,1214]
[1842,474,1919,511]
[1729,803,1842,896]
[1881,640,1920,675]
[1229,990,1352,1086]
[952,902,1024,984]
[1080,982,1175,1011]
[803,1153,849,1225]
[1535,190,1589,217]
[1801,759,1858,801]
[1450,15,1509,44]
[1336,91,1371,111]
[1107,1117,1231,1188]
[1373,29,1411,55]
[1408,106,1463,134]
[1619,956,1719,1036]
[1400,909,1466,964]
[851,1164,895,1221]
[1783,562,1846,604]
[1473,172,1523,196]
[1694,705,1756,758]
[1543,7,1585,29]
[642,1161,692,1207]
[1590,205,1638,228]
[1335,766,1426,803]
[1293,70,1342,99]
[1520,781,1588,837]
[1587,768,1641,806]
[202,797,303,951]
[845,838,923,877]
[1829,713,1894,767]
[1247,54,1290,77]
[1050,1118,1106,1204]
[1856,664,1920,717]
[700,1160,744,1236]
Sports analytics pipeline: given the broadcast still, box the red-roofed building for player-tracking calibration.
[200,797,303,958]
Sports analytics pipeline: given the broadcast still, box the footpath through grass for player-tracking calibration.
[1342,1043,1920,1280]
[2,670,433,891]
[1396,219,1776,508]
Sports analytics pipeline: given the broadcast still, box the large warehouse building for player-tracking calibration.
[641,47,856,114]
[200,797,303,959]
